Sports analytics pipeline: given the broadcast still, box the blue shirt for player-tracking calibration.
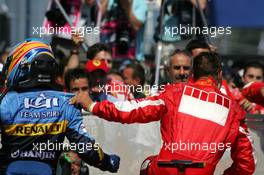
[0,90,105,173]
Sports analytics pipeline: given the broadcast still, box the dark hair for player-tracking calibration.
[125,63,145,86]
[193,52,222,81]
[243,61,264,77]
[185,39,210,53]
[64,68,89,91]
[86,43,112,60]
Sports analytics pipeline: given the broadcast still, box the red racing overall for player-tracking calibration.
[89,78,256,175]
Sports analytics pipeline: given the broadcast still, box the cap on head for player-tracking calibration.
[85,59,109,73]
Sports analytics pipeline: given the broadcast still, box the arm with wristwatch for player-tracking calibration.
[66,33,84,70]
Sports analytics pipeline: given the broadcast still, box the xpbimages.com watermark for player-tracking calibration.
[10,141,100,160]
[164,25,232,38]
[98,82,166,95]
[164,141,231,154]
[32,140,100,153]
[32,25,100,37]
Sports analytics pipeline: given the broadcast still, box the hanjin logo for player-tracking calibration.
[24,93,58,109]
[11,149,56,160]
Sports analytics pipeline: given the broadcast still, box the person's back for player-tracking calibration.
[147,80,241,174]
[1,90,78,173]
[146,53,255,175]
[0,38,120,175]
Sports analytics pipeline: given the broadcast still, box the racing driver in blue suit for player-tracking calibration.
[0,38,120,175]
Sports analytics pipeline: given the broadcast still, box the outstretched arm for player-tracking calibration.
[70,91,167,124]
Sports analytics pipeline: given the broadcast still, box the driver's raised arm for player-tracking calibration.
[71,91,167,124]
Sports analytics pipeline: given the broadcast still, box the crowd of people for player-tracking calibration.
[0,0,264,175]
[0,36,263,175]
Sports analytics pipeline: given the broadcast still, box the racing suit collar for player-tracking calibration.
[194,76,218,87]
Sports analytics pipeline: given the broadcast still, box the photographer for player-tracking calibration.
[100,0,147,61]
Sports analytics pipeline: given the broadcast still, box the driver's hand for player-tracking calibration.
[99,154,120,173]
[70,91,94,111]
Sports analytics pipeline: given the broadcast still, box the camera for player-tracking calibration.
[101,0,133,55]
[116,27,131,54]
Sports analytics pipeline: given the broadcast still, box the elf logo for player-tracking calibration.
[24,93,58,109]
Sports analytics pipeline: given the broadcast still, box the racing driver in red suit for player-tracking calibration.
[71,52,256,175]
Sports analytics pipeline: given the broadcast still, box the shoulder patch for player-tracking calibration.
[178,86,230,126]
